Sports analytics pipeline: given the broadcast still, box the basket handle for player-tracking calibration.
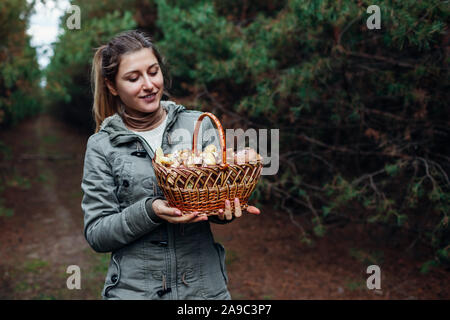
[192,112,228,168]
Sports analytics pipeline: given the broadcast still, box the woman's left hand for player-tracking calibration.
[217,197,261,221]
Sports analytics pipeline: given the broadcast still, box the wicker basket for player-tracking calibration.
[152,112,263,216]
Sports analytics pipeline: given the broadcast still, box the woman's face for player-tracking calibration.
[106,48,164,116]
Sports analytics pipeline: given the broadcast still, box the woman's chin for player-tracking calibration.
[131,100,160,114]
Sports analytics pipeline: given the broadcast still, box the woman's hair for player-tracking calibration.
[90,30,171,132]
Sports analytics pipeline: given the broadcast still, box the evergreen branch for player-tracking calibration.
[352,167,388,187]
[280,151,335,173]
[417,157,439,189]
[197,85,265,128]
[337,14,364,46]
[340,48,416,68]
[280,198,308,239]
[429,159,450,186]
[362,108,408,122]
[299,134,414,160]
[393,0,447,43]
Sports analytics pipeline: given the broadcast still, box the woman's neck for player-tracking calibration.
[120,104,167,132]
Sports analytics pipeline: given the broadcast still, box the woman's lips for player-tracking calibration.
[139,92,156,103]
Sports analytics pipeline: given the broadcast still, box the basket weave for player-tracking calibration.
[152,112,263,216]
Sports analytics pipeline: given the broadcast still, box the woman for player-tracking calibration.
[81,30,260,300]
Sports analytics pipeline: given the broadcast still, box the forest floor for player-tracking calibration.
[0,112,448,300]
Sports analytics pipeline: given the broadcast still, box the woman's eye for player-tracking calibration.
[129,78,138,82]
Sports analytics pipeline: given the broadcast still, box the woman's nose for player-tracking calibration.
[142,74,154,90]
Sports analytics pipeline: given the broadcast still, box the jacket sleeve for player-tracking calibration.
[81,135,164,253]
[200,117,236,225]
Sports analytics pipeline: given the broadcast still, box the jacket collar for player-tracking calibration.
[99,100,185,147]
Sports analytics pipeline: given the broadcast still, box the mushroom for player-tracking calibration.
[204,144,217,153]
[202,152,217,166]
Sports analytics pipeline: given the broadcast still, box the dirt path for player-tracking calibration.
[0,113,448,299]
[0,114,105,299]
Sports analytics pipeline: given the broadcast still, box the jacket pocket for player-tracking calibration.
[116,160,134,206]
[140,168,164,198]
[141,176,156,197]
[102,253,121,299]
[214,242,228,284]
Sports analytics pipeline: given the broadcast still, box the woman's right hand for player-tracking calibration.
[152,199,208,224]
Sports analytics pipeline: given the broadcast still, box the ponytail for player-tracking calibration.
[90,45,119,133]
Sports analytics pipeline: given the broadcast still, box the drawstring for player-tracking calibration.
[162,274,167,291]
[157,272,189,296]
[131,140,147,158]
[157,273,171,297]
[182,272,189,286]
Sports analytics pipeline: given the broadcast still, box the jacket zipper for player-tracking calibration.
[126,110,181,299]
[131,125,176,299]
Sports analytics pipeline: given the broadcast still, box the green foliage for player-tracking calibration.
[420,259,440,274]
[349,248,384,266]
[0,200,14,217]
[23,258,49,273]
[156,0,237,84]
[0,0,42,220]
[6,172,32,190]
[0,0,43,127]
[385,163,399,177]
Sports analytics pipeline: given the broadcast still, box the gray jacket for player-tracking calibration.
[81,100,231,300]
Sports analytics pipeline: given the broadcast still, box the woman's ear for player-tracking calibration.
[105,78,118,96]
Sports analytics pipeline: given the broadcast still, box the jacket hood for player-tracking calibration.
[99,100,185,146]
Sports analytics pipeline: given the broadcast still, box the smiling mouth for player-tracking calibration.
[139,92,157,99]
